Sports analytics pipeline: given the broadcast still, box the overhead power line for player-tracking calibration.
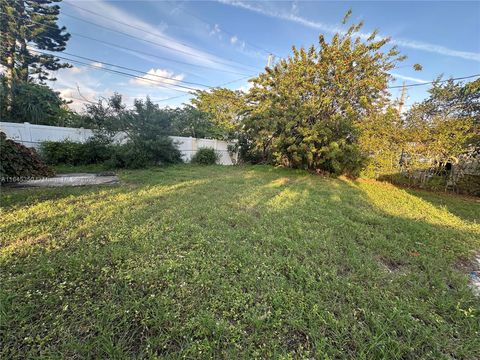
[69,33,251,76]
[52,50,214,89]
[388,74,480,89]
[12,11,477,93]
[13,13,253,77]
[30,49,254,101]
[32,47,257,93]
[174,2,282,58]
[154,75,253,102]
[59,10,261,72]
[30,49,196,93]
[63,1,196,50]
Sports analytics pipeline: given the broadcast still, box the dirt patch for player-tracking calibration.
[467,254,480,297]
[455,252,480,297]
[6,173,119,188]
[377,256,407,274]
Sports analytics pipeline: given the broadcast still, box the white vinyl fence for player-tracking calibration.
[0,122,238,165]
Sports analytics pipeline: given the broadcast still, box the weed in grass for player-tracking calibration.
[1,165,479,358]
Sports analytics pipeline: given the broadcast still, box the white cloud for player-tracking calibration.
[90,62,104,69]
[71,1,247,70]
[70,66,83,74]
[230,35,238,45]
[390,73,429,84]
[217,0,480,62]
[129,68,186,87]
[236,81,253,93]
[47,65,104,111]
[210,23,221,36]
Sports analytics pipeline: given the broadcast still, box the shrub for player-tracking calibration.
[41,137,113,166]
[108,137,182,169]
[40,140,83,165]
[106,143,150,169]
[0,132,54,182]
[78,137,114,165]
[0,75,70,126]
[41,136,182,169]
[191,148,219,165]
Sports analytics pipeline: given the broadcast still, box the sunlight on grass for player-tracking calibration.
[266,188,307,210]
[0,179,209,258]
[351,179,480,233]
[1,165,479,359]
[264,177,291,188]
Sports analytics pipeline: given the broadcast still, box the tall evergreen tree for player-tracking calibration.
[1,0,70,84]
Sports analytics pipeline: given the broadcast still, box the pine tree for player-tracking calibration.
[1,0,70,84]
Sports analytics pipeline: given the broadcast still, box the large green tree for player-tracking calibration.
[1,0,70,83]
[170,105,225,139]
[191,88,246,138]
[403,78,478,168]
[0,74,70,125]
[357,106,404,177]
[243,13,407,175]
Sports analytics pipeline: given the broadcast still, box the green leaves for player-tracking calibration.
[191,88,247,138]
[0,75,70,125]
[243,12,403,175]
[1,0,71,83]
[0,132,54,182]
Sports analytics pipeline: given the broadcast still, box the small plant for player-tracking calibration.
[191,147,219,165]
[0,132,54,182]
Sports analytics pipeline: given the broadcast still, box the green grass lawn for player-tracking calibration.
[1,165,479,359]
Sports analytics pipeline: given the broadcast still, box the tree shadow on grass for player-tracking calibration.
[403,187,480,224]
[376,173,479,224]
[1,165,479,359]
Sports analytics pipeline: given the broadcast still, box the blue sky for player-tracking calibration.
[50,0,480,111]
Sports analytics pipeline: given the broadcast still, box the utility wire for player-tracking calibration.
[63,1,196,50]
[30,49,196,93]
[388,74,480,89]
[13,13,253,77]
[32,47,257,94]
[58,72,253,106]
[30,49,254,103]
[31,47,480,97]
[60,11,260,72]
[70,33,251,76]
[154,75,253,102]
[174,2,282,58]
[18,11,477,91]
[49,49,214,89]
[26,48,480,95]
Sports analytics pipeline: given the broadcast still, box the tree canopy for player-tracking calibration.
[242,14,406,175]
[1,0,71,83]
[190,88,247,137]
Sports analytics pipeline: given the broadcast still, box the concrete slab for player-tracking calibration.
[7,173,119,188]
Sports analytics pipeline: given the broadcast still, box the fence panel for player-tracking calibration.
[1,122,236,165]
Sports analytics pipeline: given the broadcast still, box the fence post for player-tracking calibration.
[24,122,32,145]
[190,136,196,162]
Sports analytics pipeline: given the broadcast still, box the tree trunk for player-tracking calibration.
[17,0,29,82]
[5,39,16,113]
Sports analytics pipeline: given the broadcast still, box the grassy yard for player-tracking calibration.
[1,165,479,359]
